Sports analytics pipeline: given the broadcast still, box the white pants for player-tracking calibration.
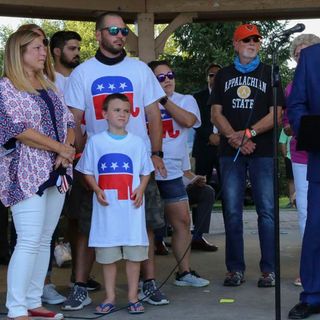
[6,187,65,318]
[292,162,308,238]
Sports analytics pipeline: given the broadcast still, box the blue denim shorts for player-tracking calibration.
[156,177,188,204]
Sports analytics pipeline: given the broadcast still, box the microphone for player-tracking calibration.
[276,23,305,38]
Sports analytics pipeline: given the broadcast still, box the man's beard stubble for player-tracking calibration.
[100,37,124,55]
[60,53,80,69]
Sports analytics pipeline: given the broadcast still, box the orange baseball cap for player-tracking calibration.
[233,24,262,42]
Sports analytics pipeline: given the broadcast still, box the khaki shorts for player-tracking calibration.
[145,174,165,230]
[95,246,149,264]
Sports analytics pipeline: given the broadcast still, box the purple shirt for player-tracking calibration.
[284,82,308,164]
[0,78,74,206]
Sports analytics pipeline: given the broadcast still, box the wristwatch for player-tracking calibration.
[250,128,257,137]
[151,151,164,158]
[159,96,168,106]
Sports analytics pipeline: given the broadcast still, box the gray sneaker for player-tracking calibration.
[174,270,210,287]
[258,272,276,287]
[223,271,245,286]
[138,280,169,305]
[42,284,66,305]
[61,285,92,310]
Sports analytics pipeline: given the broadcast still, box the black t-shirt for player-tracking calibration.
[209,63,284,157]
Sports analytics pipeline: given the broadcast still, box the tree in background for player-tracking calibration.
[162,20,294,94]
[0,19,97,74]
[1,18,293,87]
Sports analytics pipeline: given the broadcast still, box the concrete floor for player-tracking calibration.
[1,208,317,320]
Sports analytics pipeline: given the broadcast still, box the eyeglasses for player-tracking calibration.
[43,38,49,47]
[100,26,129,36]
[156,71,175,83]
[208,73,216,78]
[241,36,261,43]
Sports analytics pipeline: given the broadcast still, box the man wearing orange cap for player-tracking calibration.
[209,24,284,287]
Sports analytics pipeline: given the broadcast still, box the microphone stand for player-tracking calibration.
[271,34,289,320]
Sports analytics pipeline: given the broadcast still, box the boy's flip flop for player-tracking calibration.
[127,301,144,314]
[94,303,116,315]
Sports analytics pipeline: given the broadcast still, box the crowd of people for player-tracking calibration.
[0,12,319,320]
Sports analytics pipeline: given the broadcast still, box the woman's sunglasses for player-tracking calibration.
[156,71,175,83]
[100,26,129,36]
[43,38,49,47]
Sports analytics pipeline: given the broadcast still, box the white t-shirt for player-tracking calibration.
[55,72,69,94]
[156,92,201,180]
[76,131,153,247]
[64,56,165,151]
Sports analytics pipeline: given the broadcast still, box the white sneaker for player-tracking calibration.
[42,284,66,305]
[173,270,210,287]
[54,242,72,267]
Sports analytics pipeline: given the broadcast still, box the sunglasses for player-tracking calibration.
[43,38,49,47]
[208,73,216,78]
[156,71,175,83]
[100,26,129,36]
[241,36,261,43]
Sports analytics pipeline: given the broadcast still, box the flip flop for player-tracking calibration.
[94,303,116,315]
[127,301,144,314]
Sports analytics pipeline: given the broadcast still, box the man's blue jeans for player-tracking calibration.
[220,156,275,273]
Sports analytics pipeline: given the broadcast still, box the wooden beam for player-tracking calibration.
[136,13,155,62]
[147,0,320,14]
[126,28,139,57]
[0,0,144,12]
[0,0,320,23]
[155,13,197,58]
[0,1,143,22]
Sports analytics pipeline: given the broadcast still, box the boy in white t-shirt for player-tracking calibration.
[76,93,153,314]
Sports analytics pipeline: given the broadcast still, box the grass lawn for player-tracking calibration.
[213,197,295,210]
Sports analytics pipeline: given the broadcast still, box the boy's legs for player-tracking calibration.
[95,247,121,313]
[126,261,141,303]
[124,246,148,313]
[102,263,117,304]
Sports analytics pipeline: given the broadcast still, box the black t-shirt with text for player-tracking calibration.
[209,63,284,157]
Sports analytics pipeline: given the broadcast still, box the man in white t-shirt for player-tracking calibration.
[51,30,103,293]
[50,31,82,93]
[62,12,168,311]
[40,30,83,307]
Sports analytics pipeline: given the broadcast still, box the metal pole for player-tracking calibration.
[271,42,283,320]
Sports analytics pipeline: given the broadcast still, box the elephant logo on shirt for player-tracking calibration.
[91,76,140,120]
[161,109,180,138]
[97,153,133,200]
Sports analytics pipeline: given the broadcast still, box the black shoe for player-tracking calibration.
[86,277,101,291]
[191,237,218,252]
[288,302,320,319]
[69,276,101,291]
[154,240,169,256]
[0,255,10,265]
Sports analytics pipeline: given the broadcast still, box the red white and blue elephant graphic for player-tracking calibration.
[97,153,133,200]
